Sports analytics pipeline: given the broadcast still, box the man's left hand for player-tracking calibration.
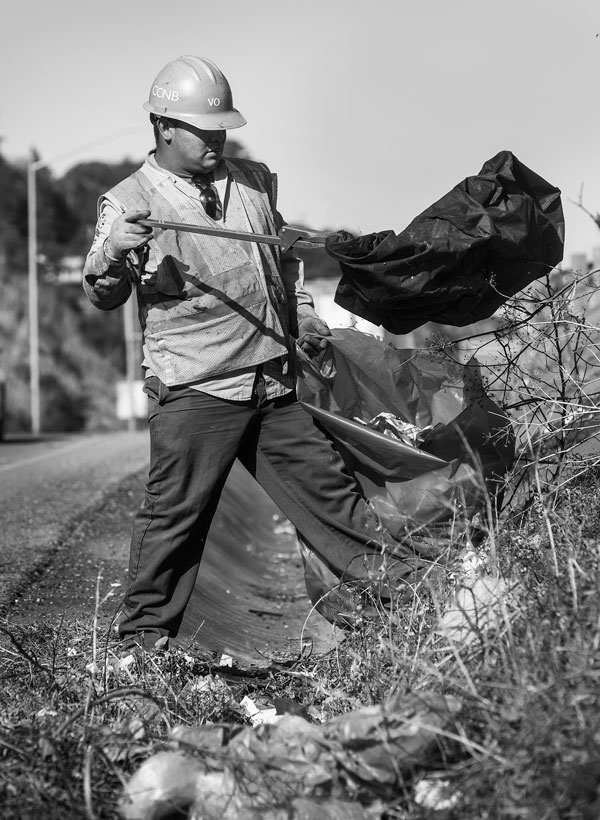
[297,315,332,357]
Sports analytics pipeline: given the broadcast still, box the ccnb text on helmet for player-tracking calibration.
[152,85,180,102]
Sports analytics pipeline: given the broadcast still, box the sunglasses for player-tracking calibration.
[192,175,222,220]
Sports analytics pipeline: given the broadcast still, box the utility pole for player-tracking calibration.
[122,296,142,431]
[27,159,43,436]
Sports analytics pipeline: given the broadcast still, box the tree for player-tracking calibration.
[0,153,28,277]
[61,158,142,254]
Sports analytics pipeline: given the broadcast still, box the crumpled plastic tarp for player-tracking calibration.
[326,150,564,334]
[296,329,515,534]
[295,329,515,622]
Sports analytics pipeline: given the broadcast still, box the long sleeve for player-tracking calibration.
[279,250,319,335]
[273,193,321,334]
[82,199,135,310]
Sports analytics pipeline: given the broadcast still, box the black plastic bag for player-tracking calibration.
[327,150,564,334]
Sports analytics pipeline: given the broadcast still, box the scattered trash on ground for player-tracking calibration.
[121,690,462,819]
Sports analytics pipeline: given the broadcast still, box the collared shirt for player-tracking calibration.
[85,153,315,401]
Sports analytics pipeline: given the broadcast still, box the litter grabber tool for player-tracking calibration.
[138,219,329,253]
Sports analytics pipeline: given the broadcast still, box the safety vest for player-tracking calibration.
[103,158,292,386]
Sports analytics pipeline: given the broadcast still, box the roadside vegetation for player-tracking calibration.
[1,263,600,819]
[2,141,600,817]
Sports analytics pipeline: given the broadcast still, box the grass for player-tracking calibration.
[2,268,600,819]
[2,472,600,819]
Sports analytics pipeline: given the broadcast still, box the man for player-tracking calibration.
[83,55,422,650]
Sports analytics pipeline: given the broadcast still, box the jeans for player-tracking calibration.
[119,374,424,644]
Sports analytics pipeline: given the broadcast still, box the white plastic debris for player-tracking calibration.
[435,575,510,645]
[414,776,462,811]
[120,751,204,820]
[184,674,233,704]
[240,695,280,726]
[85,653,136,677]
[36,707,58,718]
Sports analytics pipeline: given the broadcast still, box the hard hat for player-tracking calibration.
[143,55,246,130]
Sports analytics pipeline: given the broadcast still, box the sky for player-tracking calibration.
[1,0,599,266]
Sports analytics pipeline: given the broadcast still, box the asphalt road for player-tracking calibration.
[0,430,150,609]
[1,431,339,667]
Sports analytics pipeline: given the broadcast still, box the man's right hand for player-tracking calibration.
[105,210,154,260]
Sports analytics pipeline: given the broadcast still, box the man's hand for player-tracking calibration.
[297,315,332,357]
[105,210,153,260]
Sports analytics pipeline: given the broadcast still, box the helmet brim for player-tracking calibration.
[143,102,246,130]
